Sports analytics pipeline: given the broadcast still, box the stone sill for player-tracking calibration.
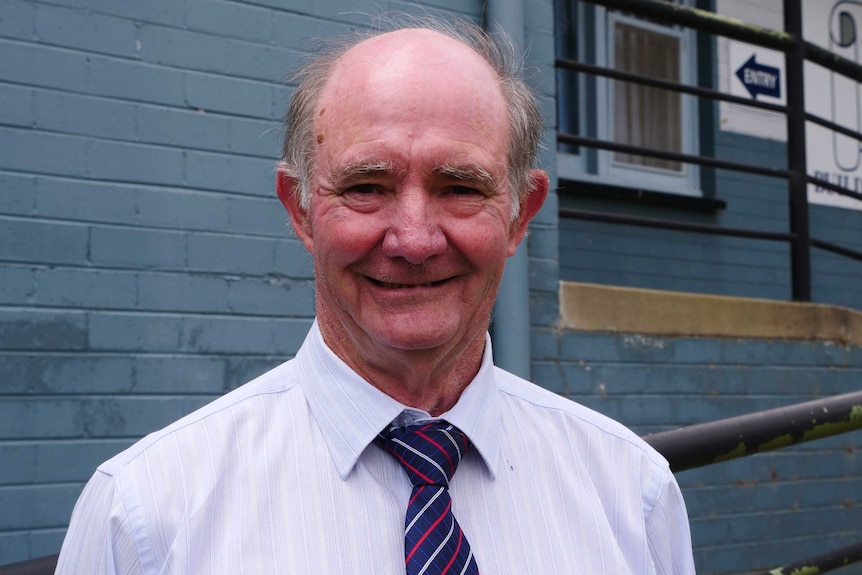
[559,282,862,347]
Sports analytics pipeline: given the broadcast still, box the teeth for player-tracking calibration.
[379,282,434,289]
[376,281,437,289]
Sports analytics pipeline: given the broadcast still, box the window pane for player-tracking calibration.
[613,22,682,171]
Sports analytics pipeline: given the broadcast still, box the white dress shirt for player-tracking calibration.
[56,321,696,574]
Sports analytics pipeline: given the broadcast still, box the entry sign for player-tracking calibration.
[735,54,781,99]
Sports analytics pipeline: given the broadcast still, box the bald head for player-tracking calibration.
[321,28,505,120]
[279,18,543,215]
[316,29,508,169]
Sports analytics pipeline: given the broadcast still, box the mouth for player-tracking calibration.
[368,277,451,289]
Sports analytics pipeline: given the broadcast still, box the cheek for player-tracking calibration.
[451,223,511,268]
[310,211,384,265]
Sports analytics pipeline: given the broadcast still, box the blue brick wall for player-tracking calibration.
[3,0,861,573]
[543,331,862,575]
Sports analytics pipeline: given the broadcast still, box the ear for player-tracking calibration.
[507,169,549,256]
[276,167,314,253]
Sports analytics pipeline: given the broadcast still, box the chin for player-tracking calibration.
[378,333,452,352]
[371,322,458,352]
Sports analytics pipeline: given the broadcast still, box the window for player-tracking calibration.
[556,0,700,196]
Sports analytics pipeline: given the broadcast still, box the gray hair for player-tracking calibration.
[279,16,543,220]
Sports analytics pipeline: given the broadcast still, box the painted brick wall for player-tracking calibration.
[539,331,862,575]
[0,0,482,564]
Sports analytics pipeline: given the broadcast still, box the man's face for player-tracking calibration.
[282,30,544,370]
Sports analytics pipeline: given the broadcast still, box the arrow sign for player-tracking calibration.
[735,54,781,99]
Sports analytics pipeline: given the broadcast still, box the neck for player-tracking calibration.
[320,326,486,416]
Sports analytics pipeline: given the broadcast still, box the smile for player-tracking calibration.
[369,278,450,289]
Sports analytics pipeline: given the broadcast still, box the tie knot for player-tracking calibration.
[376,420,469,488]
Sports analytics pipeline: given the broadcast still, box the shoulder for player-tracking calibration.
[494,367,669,470]
[98,358,302,477]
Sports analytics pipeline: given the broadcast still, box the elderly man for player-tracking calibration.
[56,19,695,575]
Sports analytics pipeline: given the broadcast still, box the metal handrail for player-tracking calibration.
[641,391,862,575]
[557,132,792,179]
[642,390,862,472]
[556,57,789,113]
[587,0,862,83]
[560,206,794,242]
[756,541,862,575]
[0,555,58,575]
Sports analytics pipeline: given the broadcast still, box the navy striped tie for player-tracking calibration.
[377,421,480,575]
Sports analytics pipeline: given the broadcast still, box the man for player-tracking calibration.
[56,18,696,574]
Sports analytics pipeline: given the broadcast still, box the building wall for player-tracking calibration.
[1,1,861,574]
[536,325,862,575]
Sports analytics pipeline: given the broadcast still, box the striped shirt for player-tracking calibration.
[56,321,695,574]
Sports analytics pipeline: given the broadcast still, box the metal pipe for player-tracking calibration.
[485,0,532,379]
[811,238,862,262]
[642,390,862,472]
[785,0,812,302]
[558,132,791,179]
[587,0,862,86]
[757,539,862,575]
[556,57,789,114]
[0,554,58,575]
[587,0,793,51]
[561,207,794,242]
[806,174,862,203]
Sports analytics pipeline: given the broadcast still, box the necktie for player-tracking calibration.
[376,420,480,575]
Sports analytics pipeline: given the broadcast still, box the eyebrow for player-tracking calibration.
[330,161,396,186]
[433,164,499,190]
[329,161,500,190]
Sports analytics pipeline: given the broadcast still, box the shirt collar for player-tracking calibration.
[297,321,503,480]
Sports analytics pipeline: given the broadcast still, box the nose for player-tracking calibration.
[381,188,447,265]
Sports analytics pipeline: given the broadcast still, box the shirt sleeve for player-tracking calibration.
[55,470,144,575]
[645,473,697,575]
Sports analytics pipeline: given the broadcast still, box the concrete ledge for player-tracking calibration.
[559,282,862,346]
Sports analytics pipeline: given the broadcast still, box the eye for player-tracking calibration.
[453,186,476,195]
[345,183,379,195]
[447,185,482,197]
[338,182,388,212]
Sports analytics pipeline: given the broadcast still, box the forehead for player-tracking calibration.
[313,29,509,172]
[326,28,501,91]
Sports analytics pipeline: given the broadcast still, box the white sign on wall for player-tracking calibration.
[728,41,786,105]
[803,0,862,211]
[718,0,862,212]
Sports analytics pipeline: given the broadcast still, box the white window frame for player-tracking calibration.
[557,1,701,197]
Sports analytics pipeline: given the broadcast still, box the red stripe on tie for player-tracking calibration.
[405,499,451,563]
[440,528,464,575]
[408,485,425,507]
[415,430,455,474]
[384,445,435,485]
